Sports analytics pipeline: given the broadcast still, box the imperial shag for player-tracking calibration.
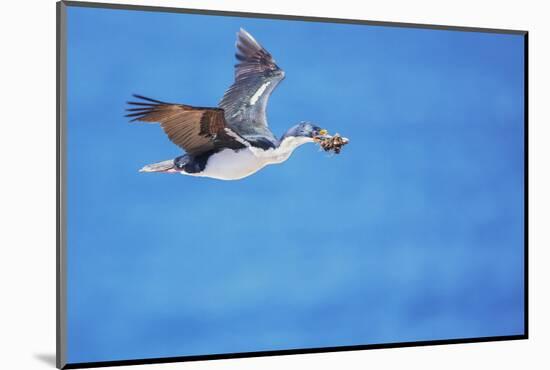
[126,28,331,180]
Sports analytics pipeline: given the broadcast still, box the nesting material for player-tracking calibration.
[314,134,349,154]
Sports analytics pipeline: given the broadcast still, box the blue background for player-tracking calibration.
[66,5,525,364]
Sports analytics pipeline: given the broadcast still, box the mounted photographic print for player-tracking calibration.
[56,1,528,368]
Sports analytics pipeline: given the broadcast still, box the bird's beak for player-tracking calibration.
[313,129,329,142]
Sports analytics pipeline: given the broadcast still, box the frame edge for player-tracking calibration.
[62,0,527,35]
[57,1,68,369]
[523,32,529,339]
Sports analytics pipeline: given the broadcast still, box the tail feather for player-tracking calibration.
[139,159,177,173]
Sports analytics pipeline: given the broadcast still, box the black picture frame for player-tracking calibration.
[56,1,528,368]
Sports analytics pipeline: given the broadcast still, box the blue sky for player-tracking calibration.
[66,5,525,364]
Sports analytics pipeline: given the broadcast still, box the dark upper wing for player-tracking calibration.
[126,95,249,156]
[218,28,285,139]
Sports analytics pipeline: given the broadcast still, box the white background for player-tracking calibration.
[0,0,547,369]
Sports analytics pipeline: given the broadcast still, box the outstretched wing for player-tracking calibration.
[219,28,285,138]
[126,95,249,156]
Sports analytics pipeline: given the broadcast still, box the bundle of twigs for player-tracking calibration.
[314,134,349,154]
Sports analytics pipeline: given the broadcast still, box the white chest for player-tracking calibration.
[184,148,271,180]
[182,136,313,181]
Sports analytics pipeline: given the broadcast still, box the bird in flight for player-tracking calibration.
[126,28,338,180]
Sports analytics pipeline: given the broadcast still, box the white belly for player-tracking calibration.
[180,136,313,180]
[184,148,271,180]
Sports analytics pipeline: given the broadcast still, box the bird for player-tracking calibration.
[126,28,330,181]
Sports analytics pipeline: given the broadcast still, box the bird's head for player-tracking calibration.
[282,122,329,141]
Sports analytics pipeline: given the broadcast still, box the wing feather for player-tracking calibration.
[219,29,284,139]
[126,95,249,155]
